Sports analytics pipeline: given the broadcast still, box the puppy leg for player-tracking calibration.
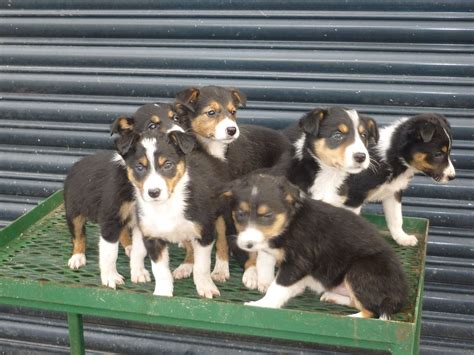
[193,239,220,299]
[119,229,133,258]
[345,279,375,319]
[242,252,258,290]
[211,216,230,282]
[130,227,151,283]
[256,251,276,293]
[172,241,194,279]
[320,282,350,305]
[144,238,173,297]
[99,239,124,289]
[67,214,87,269]
[383,192,417,246]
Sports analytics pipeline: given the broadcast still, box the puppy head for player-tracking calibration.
[299,107,371,173]
[222,174,302,252]
[175,86,246,142]
[110,102,185,137]
[403,113,455,183]
[116,131,195,203]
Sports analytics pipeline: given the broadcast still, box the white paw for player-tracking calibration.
[124,245,132,258]
[244,299,276,309]
[131,267,151,283]
[68,253,86,269]
[195,276,220,299]
[379,313,391,321]
[211,259,230,282]
[172,263,193,279]
[393,232,418,246]
[349,312,363,318]
[242,266,258,290]
[257,279,272,294]
[101,269,125,289]
[320,292,335,303]
[153,283,173,297]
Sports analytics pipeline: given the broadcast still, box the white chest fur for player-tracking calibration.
[136,173,201,243]
[368,168,415,202]
[309,162,347,207]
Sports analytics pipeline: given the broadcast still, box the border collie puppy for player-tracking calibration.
[224,174,408,319]
[173,86,292,287]
[283,107,378,206]
[116,130,230,298]
[340,113,455,246]
[64,103,183,288]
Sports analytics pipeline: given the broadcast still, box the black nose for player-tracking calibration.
[353,152,366,163]
[246,242,254,249]
[448,175,455,181]
[148,188,161,198]
[226,127,237,136]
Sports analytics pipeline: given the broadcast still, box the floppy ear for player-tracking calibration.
[419,122,436,143]
[110,116,135,136]
[280,178,304,209]
[361,116,380,143]
[230,88,247,108]
[175,87,200,111]
[298,108,327,136]
[168,131,196,155]
[115,132,139,157]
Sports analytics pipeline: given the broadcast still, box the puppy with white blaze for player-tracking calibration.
[340,113,456,246]
[224,174,408,319]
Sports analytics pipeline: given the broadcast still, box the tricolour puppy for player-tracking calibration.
[340,113,455,246]
[283,107,378,206]
[224,174,408,319]
[116,130,230,298]
[173,86,292,287]
[64,103,183,288]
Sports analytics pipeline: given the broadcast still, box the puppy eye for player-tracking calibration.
[433,151,444,158]
[360,131,368,139]
[163,161,175,170]
[260,212,274,220]
[135,163,145,172]
[332,131,344,140]
[147,122,158,130]
[207,110,216,117]
[172,114,179,122]
[236,209,247,220]
[230,109,236,115]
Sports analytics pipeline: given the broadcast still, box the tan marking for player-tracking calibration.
[244,252,257,270]
[411,152,435,172]
[221,190,233,198]
[151,115,161,124]
[181,241,194,264]
[127,167,144,194]
[338,124,349,134]
[358,125,365,134]
[319,111,325,120]
[258,213,287,239]
[239,201,250,212]
[158,155,167,167]
[285,193,295,205]
[190,102,225,138]
[117,116,133,132]
[345,278,375,318]
[441,146,448,153]
[313,138,350,169]
[118,227,132,249]
[163,160,186,194]
[168,110,174,119]
[226,103,237,115]
[215,216,229,262]
[138,156,148,167]
[71,215,86,254]
[119,201,135,223]
[257,204,270,215]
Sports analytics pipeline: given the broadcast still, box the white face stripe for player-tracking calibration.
[251,186,258,199]
[344,109,369,171]
[443,127,452,150]
[167,124,184,133]
[141,137,157,172]
[139,137,170,201]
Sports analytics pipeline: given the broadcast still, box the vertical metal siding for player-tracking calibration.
[0,0,473,353]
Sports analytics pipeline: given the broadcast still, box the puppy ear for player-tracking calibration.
[110,116,135,136]
[175,87,200,111]
[281,179,304,209]
[230,88,247,108]
[299,108,327,136]
[115,132,139,157]
[419,122,436,143]
[168,131,196,155]
[361,116,380,143]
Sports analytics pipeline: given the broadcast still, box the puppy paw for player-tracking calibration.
[172,263,193,279]
[211,259,230,282]
[257,280,271,294]
[124,245,132,258]
[101,269,125,289]
[320,291,337,304]
[244,299,276,309]
[242,266,258,290]
[131,267,151,283]
[393,232,418,246]
[195,276,220,299]
[320,291,351,306]
[68,253,86,269]
[153,284,173,297]
[379,313,391,321]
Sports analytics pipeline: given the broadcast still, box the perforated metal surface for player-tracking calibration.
[0,203,425,323]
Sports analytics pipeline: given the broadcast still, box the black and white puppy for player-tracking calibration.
[283,107,378,205]
[340,113,455,246]
[117,130,230,298]
[64,103,183,288]
[224,174,408,319]
[174,86,292,287]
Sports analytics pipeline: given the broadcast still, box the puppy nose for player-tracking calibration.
[226,127,237,136]
[353,152,366,163]
[148,188,161,198]
[246,242,254,249]
[448,175,455,181]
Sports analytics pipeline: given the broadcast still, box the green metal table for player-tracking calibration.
[0,191,428,354]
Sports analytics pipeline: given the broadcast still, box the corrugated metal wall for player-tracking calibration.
[0,0,473,353]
